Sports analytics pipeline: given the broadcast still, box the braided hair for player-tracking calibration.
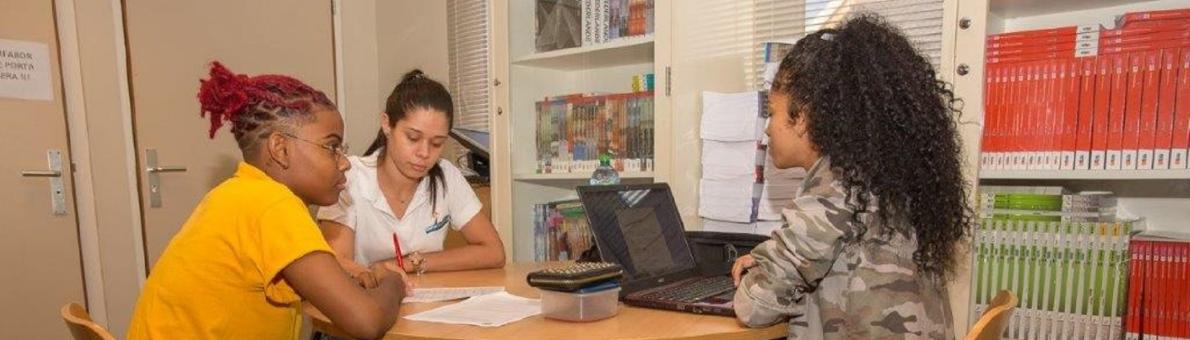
[197,61,335,154]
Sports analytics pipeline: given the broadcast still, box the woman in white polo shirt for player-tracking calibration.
[317,70,505,287]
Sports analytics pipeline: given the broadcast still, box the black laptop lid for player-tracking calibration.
[577,183,698,287]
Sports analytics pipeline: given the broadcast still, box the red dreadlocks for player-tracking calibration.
[196,61,333,140]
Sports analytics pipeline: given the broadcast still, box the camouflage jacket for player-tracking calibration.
[734,156,954,339]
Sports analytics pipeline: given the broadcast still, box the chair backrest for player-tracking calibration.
[61,303,116,340]
[964,290,1018,340]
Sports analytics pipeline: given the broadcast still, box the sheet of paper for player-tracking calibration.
[0,39,53,101]
[701,140,756,181]
[700,91,760,142]
[404,286,504,303]
[698,178,755,223]
[702,218,755,234]
[403,291,541,327]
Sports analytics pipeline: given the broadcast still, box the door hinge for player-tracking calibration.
[665,66,671,97]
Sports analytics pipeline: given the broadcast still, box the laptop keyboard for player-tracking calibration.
[640,276,735,303]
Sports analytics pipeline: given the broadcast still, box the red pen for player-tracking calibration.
[392,232,407,272]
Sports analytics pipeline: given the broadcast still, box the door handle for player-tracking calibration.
[21,170,62,177]
[146,166,187,173]
[20,150,67,216]
[145,149,186,208]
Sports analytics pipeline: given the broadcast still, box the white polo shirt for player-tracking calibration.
[316,152,482,266]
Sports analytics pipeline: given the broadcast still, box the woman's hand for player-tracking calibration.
[732,254,757,287]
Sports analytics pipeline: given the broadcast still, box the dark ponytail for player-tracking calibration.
[368,69,455,211]
[771,14,971,280]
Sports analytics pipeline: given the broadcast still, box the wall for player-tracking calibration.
[339,0,453,160]
[339,0,384,154]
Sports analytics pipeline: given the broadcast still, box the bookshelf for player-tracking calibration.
[963,0,1190,336]
[975,0,1190,233]
[492,0,671,262]
[514,171,654,181]
[981,169,1190,180]
[511,36,654,70]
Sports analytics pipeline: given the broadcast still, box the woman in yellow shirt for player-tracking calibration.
[128,62,406,340]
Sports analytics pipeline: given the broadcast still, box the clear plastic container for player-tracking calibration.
[539,287,621,322]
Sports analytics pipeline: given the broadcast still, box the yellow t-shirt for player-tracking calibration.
[129,162,332,339]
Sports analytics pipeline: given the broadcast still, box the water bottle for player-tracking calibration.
[589,153,620,185]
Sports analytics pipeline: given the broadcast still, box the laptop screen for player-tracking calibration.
[578,184,697,282]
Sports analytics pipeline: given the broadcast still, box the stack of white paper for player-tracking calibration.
[699,179,755,223]
[699,91,806,234]
[699,91,764,224]
[403,292,540,327]
[700,91,760,142]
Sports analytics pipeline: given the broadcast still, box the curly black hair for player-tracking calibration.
[771,14,973,280]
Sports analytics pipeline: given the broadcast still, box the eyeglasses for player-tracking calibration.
[281,133,349,160]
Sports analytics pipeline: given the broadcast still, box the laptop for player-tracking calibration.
[577,183,736,316]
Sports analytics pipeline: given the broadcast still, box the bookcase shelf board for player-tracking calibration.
[513,37,654,70]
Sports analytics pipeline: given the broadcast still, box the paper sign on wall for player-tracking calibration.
[0,39,53,101]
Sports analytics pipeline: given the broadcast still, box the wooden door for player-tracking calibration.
[122,0,336,269]
[0,0,86,338]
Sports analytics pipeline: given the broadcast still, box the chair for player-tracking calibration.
[61,303,116,340]
[964,290,1018,340]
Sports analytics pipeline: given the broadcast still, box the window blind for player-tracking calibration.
[447,0,491,132]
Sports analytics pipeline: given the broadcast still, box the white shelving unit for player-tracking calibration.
[975,0,1190,234]
[512,36,654,70]
[981,169,1190,180]
[493,0,671,262]
[514,171,655,181]
[954,0,1190,334]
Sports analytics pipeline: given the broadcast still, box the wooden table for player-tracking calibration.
[307,262,786,339]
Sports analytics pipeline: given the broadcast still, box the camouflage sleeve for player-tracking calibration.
[734,194,856,327]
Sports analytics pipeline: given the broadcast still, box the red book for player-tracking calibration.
[1138,51,1162,169]
[1154,48,1180,169]
[1062,59,1082,169]
[1092,56,1114,170]
[1029,62,1045,169]
[1120,52,1145,169]
[1100,38,1190,55]
[1181,243,1189,339]
[1119,8,1190,27]
[1106,20,1190,36]
[1051,60,1066,169]
[1010,63,1026,169]
[1161,242,1173,337]
[987,36,1075,50]
[1076,57,1098,169]
[1177,243,1188,338]
[989,64,1004,169]
[987,42,1079,57]
[1007,63,1023,169]
[980,63,990,167]
[1106,54,1130,169]
[988,51,1077,65]
[1143,240,1155,337]
[1023,62,1032,168]
[1174,48,1190,169]
[1101,30,1190,47]
[1125,240,1143,339]
[998,64,1013,169]
[987,26,1080,43]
